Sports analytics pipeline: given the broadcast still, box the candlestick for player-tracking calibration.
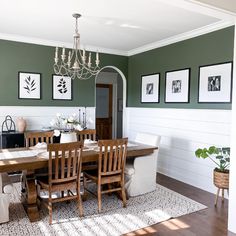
[84,107,87,129]
[78,109,81,124]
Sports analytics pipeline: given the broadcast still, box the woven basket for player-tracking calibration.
[213,170,229,189]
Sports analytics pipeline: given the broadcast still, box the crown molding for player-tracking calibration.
[0,20,234,58]
[0,33,128,56]
[128,20,234,56]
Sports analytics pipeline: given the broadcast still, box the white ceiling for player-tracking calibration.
[0,0,234,55]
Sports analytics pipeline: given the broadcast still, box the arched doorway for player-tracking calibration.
[95,66,127,139]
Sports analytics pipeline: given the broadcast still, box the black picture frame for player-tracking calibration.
[52,74,73,100]
[164,68,191,103]
[18,71,41,100]
[198,62,233,103]
[141,73,160,103]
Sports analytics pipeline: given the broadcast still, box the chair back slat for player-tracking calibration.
[25,131,54,148]
[76,129,96,142]
[98,138,128,176]
[47,142,83,185]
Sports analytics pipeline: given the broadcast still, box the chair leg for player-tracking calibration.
[49,195,53,224]
[121,181,127,208]
[82,175,87,201]
[77,184,84,217]
[98,184,102,213]
[215,188,220,206]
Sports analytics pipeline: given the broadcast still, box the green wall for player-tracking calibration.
[128,26,234,109]
[0,40,128,106]
[0,26,234,109]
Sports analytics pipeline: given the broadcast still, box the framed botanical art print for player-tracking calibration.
[165,68,190,103]
[198,62,233,103]
[141,73,160,103]
[52,75,72,100]
[18,72,41,99]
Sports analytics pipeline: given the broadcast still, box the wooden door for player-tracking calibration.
[96,84,112,139]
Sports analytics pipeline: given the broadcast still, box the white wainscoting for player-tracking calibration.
[125,107,232,195]
[0,106,95,131]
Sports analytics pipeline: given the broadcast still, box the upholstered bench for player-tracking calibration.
[125,133,161,197]
[0,172,14,223]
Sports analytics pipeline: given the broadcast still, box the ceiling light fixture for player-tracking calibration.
[53,13,100,80]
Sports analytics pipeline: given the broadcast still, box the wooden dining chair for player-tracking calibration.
[76,129,96,141]
[24,131,54,148]
[83,138,128,213]
[36,142,84,224]
[76,129,97,171]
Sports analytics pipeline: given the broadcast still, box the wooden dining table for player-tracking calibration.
[0,142,157,222]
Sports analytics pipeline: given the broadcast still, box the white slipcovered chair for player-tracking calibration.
[125,133,161,197]
[0,173,14,223]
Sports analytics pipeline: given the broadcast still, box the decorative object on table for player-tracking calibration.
[78,107,87,129]
[141,73,160,103]
[198,62,233,103]
[50,113,83,143]
[18,72,41,99]
[52,75,72,100]
[50,113,82,132]
[83,107,87,129]
[53,13,100,80]
[195,146,230,206]
[165,68,190,103]
[1,115,16,132]
[16,117,27,132]
[60,132,77,143]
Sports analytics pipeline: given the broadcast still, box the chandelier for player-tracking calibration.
[53,13,100,80]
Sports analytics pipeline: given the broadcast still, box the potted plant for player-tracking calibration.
[195,146,230,190]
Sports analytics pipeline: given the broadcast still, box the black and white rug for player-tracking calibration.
[0,183,206,236]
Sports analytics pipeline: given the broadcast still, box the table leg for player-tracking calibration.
[21,171,39,222]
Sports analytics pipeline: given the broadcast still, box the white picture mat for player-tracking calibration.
[53,75,72,100]
[165,69,189,102]
[19,73,40,99]
[199,63,232,102]
[141,74,159,103]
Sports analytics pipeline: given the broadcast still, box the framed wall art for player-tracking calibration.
[52,75,72,100]
[165,68,190,103]
[141,73,160,103]
[18,72,41,99]
[198,62,233,103]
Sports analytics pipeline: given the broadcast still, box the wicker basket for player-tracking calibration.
[213,170,229,189]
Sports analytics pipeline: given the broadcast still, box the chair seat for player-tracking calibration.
[37,176,77,192]
[84,170,122,185]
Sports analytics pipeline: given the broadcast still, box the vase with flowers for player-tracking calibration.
[50,113,83,143]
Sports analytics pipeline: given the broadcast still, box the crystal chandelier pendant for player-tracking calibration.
[53,13,100,80]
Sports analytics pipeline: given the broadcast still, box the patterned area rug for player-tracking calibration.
[0,183,206,236]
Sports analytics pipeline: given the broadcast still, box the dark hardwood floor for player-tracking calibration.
[124,173,235,236]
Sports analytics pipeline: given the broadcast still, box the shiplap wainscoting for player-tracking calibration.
[125,107,232,195]
[0,106,95,130]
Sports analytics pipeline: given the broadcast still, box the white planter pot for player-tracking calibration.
[60,132,77,143]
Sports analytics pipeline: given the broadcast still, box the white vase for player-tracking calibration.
[60,132,77,143]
